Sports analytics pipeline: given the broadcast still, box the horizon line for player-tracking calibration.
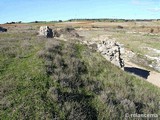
[1,18,160,24]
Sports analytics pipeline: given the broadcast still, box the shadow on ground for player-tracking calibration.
[124,67,150,79]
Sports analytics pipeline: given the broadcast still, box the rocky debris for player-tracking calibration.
[142,47,160,54]
[86,40,125,68]
[145,55,160,72]
[38,26,53,38]
[0,27,7,32]
[97,40,125,68]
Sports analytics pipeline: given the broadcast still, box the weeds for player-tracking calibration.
[0,26,160,119]
[38,39,160,119]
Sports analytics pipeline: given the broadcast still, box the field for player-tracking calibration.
[0,21,160,119]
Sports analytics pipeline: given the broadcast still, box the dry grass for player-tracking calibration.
[37,39,160,119]
[0,22,160,119]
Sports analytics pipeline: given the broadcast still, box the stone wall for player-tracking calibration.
[97,40,125,68]
[85,40,125,68]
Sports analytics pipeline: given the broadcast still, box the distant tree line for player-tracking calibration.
[67,18,160,22]
[5,21,22,24]
[4,19,160,24]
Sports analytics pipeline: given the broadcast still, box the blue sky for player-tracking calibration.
[0,0,160,23]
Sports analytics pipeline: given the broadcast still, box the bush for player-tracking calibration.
[150,28,154,33]
[117,25,124,29]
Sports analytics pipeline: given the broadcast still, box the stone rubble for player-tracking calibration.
[97,40,125,68]
[145,55,160,72]
[38,26,53,38]
[85,40,125,68]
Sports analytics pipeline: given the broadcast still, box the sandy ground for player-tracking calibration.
[147,71,160,87]
[125,60,160,87]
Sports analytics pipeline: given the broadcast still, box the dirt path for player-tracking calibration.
[125,60,160,88]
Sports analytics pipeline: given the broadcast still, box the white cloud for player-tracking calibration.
[148,8,160,12]
[131,0,150,5]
